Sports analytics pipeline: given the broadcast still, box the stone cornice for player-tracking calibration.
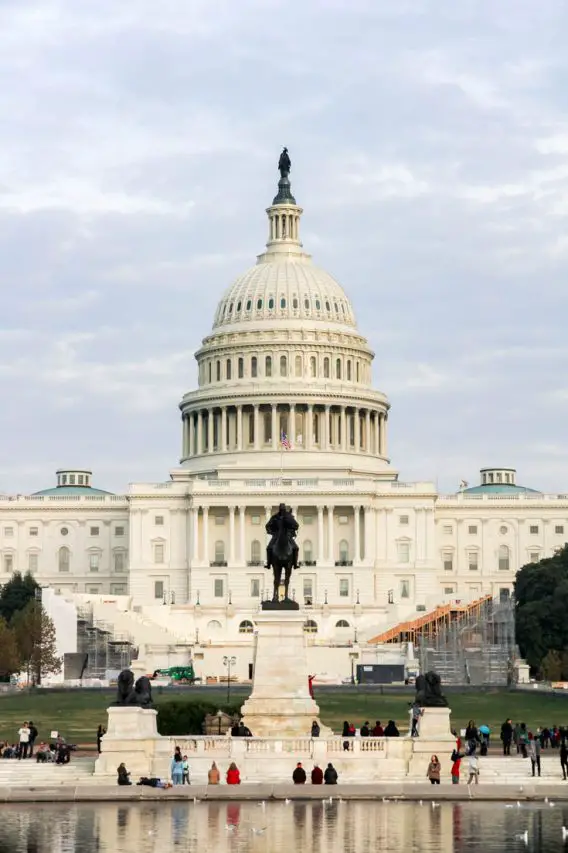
[179,389,389,410]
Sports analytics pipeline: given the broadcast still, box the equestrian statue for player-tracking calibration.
[265,503,299,601]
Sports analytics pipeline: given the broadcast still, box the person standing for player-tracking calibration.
[28,722,38,758]
[467,752,480,785]
[17,722,30,760]
[182,755,190,784]
[518,723,529,759]
[311,721,320,738]
[171,754,184,785]
[560,740,568,780]
[96,725,106,754]
[500,719,513,756]
[528,734,541,777]
[451,745,464,784]
[427,755,441,785]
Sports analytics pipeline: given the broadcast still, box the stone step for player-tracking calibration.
[0,760,95,786]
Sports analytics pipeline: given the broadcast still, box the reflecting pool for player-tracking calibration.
[1,800,568,852]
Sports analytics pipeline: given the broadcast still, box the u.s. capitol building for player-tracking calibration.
[1,160,566,677]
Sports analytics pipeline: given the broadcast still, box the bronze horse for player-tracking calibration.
[270,516,295,601]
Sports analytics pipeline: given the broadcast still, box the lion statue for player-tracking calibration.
[415,671,448,708]
[114,669,154,708]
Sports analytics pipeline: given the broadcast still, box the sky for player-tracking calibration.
[1,0,568,495]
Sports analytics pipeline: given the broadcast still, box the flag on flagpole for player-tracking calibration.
[280,431,291,450]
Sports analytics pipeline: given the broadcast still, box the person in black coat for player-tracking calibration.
[324,763,338,784]
[500,719,513,756]
[292,763,307,784]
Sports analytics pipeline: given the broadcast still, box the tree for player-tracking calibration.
[0,572,39,624]
[515,544,568,675]
[0,616,20,677]
[12,600,61,685]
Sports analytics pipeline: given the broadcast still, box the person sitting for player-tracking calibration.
[372,721,384,737]
[208,762,220,784]
[324,763,338,784]
[360,721,370,737]
[310,764,323,784]
[55,742,70,764]
[384,720,400,737]
[117,763,132,785]
[35,743,52,763]
[292,762,307,784]
[226,762,241,784]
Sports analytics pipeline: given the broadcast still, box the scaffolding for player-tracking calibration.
[76,605,137,679]
[369,595,493,645]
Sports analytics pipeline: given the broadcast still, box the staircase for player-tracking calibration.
[0,758,95,786]
[467,755,565,784]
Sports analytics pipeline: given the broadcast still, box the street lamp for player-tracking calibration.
[223,656,237,703]
[216,709,223,735]
[349,651,358,686]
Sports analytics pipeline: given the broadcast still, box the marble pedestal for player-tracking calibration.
[240,610,332,738]
[408,707,455,777]
[94,706,170,778]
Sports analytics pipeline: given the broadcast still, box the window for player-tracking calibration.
[336,620,350,628]
[323,357,330,378]
[58,547,70,573]
[268,296,274,310]
[61,527,69,536]
[256,298,263,310]
[280,296,286,309]
[216,360,221,381]
[347,360,352,381]
[115,526,125,536]
[499,525,508,535]
[251,515,261,525]
[89,554,100,572]
[208,362,212,383]
[238,357,244,378]
[315,298,321,310]
[339,539,349,562]
[529,552,540,563]
[154,543,165,563]
[303,619,318,633]
[214,540,225,563]
[295,355,302,376]
[114,552,126,572]
[69,475,75,485]
[499,588,511,603]
[443,525,453,535]
[400,580,410,599]
[529,525,539,535]
[90,526,99,536]
[444,587,455,595]
[303,539,313,563]
[302,515,314,525]
[4,527,13,537]
[4,554,13,573]
[336,358,341,379]
[214,578,224,598]
[154,581,164,600]
[86,585,101,594]
[280,355,287,376]
[226,359,232,380]
[498,545,510,571]
[110,584,127,595]
[468,552,479,571]
[399,515,409,525]
[310,356,316,377]
[29,527,38,536]
[292,297,298,309]
[303,578,313,604]
[214,515,225,526]
[339,578,349,597]
[265,355,272,377]
[397,541,410,563]
[251,356,257,378]
[155,516,164,526]
[28,553,38,572]
[250,578,260,597]
[443,551,454,572]
[468,525,478,535]
[555,525,564,535]
[239,620,254,634]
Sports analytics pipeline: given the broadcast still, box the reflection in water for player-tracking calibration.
[0,801,566,852]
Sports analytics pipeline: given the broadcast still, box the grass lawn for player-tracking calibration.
[0,688,566,747]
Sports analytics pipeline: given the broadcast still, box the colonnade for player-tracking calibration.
[181,403,387,459]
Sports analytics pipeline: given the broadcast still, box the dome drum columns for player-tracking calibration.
[180,402,388,461]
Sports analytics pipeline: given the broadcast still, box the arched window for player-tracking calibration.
[292,297,299,309]
[280,355,287,377]
[315,298,321,310]
[280,296,286,309]
[256,298,263,310]
[208,362,212,382]
[498,545,510,571]
[310,356,316,377]
[238,357,244,378]
[58,546,70,572]
[347,360,352,381]
[304,298,310,310]
[236,301,241,313]
[295,355,302,376]
[356,362,360,382]
[336,358,341,379]
[303,539,313,563]
[216,360,221,381]
[251,540,261,564]
[251,356,257,378]
[304,619,318,634]
[246,299,252,311]
[214,540,225,563]
[228,302,233,315]
[268,296,275,310]
[339,539,349,562]
[336,620,350,628]
[239,620,254,634]
[207,620,222,636]
[226,359,232,380]
[325,301,330,311]
[323,357,330,378]
[265,355,272,377]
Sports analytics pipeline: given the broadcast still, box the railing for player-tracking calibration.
[167,736,389,758]
[0,494,127,503]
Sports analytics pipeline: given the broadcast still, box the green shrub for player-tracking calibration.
[156,700,243,736]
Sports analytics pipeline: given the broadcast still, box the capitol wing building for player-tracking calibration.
[1,162,567,680]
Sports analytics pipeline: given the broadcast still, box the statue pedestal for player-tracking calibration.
[94,707,165,778]
[407,707,455,778]
[240,610,331,738]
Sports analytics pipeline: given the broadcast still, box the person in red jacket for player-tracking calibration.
[372,720,384,737]
[226,762,241,785]
[311,764,323,784]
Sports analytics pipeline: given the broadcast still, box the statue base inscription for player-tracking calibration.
[240,610,331,738]
[261,598,300,611]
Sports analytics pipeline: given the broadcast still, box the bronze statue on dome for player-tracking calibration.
[278,147,291,178]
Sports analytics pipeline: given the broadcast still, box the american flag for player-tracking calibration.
[280,431,291,450]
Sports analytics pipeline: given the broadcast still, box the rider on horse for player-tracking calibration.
[265,503,299,570]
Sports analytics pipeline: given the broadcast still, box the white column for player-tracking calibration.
[354,408,360,452]
[379,413,387,456]
[374,508,381,563]
[289,404,296,446]
[341,407,347,451]
[323,405,330,450]
[354,505,361,565]
[254,405,260,450]
[317,506,324,563]
[365,410,371,453]
[221,407,227,452]
[363,506,373,564]
[306,404,313,450]
[265,505,272,525]
[237,405,243,451]
[271,404,278,449]
[192,507,199,561]
[189,414,195,457]
[374,413,380,455]
[207,409,214,453]
[229,506,235,563]
[327,506,334,563]
[239,506,245,564]
[197,411,203,455]
[202,507,209,564]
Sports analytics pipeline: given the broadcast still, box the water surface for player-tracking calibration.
[1,801,567,852]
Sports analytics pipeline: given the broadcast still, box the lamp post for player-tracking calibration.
[223,656,236,703]
[349,651,358,686]
[216,708,223,735]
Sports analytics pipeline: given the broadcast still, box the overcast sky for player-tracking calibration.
[1,0,568,495]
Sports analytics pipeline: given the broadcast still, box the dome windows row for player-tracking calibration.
[216,293,351,325]
[199,352,370,385]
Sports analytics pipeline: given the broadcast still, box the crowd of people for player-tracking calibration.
[0,722,73,765]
